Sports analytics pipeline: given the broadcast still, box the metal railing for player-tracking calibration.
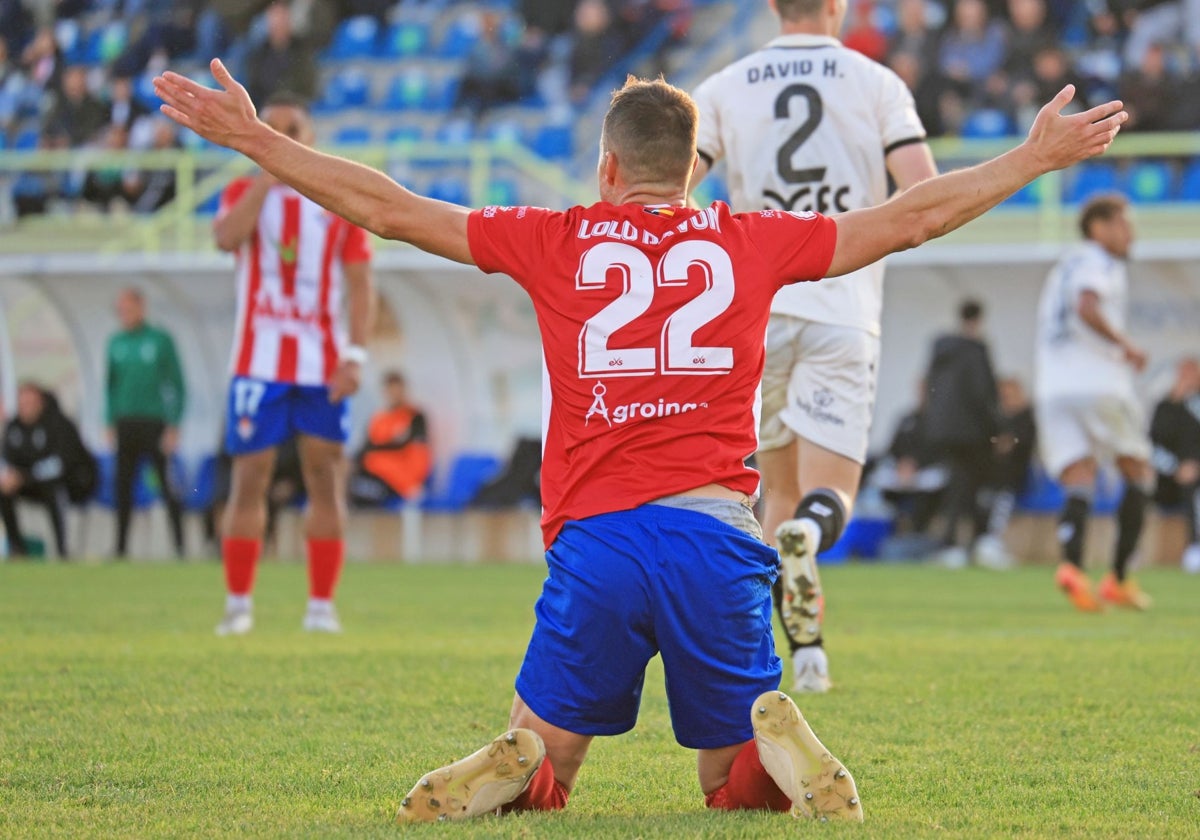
[0,131,1196,256]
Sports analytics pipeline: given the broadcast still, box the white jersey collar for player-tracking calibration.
[763,33,842,50]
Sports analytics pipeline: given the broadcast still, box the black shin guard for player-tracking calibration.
[1057,494,1091,569]
[1114,484,1149,581]
[1184,482,1200,545]
[793,488,847,554]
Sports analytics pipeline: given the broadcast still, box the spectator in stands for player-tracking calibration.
[82,123,135,211]
[921,299,1002,567]
[1119,41,1181,131]
[973,376,1037,569]
[937,0,1008,86]
[212,0,338,50]
[350,371,432,506]
[0,38,24,141]
[1123,0,1200,69]
[1,382,96,559]
[19,27,61,97]
[110,0,203,79]
[455,9,527,117]
[871,381,947,540]
[0,0,34,57]
[569,0,622,104]
[106,287,186,559]
[1003,0,1057,85]
[106,75,151,135]
[41,64,105,148]
[244,1,317,107]
[842,0,888,63]
[126,117,181,213]
[1150,356,1200,573]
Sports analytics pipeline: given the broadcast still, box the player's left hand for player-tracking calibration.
[153,59,259,152]
[329,361,361,402]
[1024,85,1128,172]
[160,426,179,454]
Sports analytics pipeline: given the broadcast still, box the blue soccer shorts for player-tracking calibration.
[515,504,782,750]
[224,376,350,456]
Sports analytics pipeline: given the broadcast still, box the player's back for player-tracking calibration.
[693,34,926,332]
[1035,242,1132,400]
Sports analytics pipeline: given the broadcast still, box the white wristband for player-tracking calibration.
[341,345,369,366]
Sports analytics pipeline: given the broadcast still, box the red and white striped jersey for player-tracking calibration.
[219,177,372,386]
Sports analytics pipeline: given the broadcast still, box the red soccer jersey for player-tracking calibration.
[468,201,837,547]
[219,177,373,386]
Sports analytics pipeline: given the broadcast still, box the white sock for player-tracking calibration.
[226,594,251,612]
[307,597,333,613]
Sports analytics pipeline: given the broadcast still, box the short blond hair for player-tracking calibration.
[601,76,698,185]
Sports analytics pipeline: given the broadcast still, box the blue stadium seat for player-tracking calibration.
[1177,160,1200,201]
[486,178,520,207]
[422,453,504,512]
[379,71,430,112]
[427,176,469,205]
[93,454,160,510]
[485,119,523,145]
[434,119,473,145]
[316,68,371,112]
[1065,162,1118,203]
[960,108,1016,139]
[380,21,431,58]
[531,124,573,160]
[13,126,39,150]
[333,124,373,146]
[196,192,221,216]
[1004,175,1046,206]
[385,125,424,144]
[438,17,481,58]
[423,77,461,112]
[324,15,381,60]
[1122,161,1172,203]
[134,74,160,110]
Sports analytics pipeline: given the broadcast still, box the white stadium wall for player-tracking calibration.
[2,242,1198,470]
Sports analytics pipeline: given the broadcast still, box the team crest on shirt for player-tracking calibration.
[237,415,256,441]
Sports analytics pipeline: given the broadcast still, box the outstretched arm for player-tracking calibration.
[826,86,1127,278]
[155,60,475,266]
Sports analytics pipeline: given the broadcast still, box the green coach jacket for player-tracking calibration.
[105,324,186,426]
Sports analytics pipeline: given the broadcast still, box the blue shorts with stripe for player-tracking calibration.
[224,376,349,456]
[515,504,782,750]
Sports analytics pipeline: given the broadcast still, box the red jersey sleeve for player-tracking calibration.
[737,209,839,288]
[340,223,372,265]
[217,176,254,221]
[467,205,567,287]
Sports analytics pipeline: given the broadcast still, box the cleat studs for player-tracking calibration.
[834,770,846,780]
[778,692,787,700]
[437,814,447,822]
[849,797,859,806]
[420,779,431,789]
[757,706,767,715]
[819,816,829,823]
[517,756,528,765]
[805,792,814,801]
[401,797,411,807]
[428,798,440,808]
[505,733,517,745]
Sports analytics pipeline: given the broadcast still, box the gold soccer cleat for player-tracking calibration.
[752,690,862,822]
[395,729,546,823]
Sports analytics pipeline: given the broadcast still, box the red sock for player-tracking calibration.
[704,741,791,812]
[502,756,569,812]
[223,538,261,596]
[306,538,344,600]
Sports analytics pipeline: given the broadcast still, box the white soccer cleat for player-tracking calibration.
[751,690,862,822]
[972,534,1015,571]
[303,603,343,633]
[791,645,832,694]
[774,518,824,646]
[396,728,546,823]
[215,607,253,636]
[933,545,969,569]
[1182,543,1200,575]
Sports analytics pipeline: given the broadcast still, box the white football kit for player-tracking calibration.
[1034,241,1151,476]
[694,33,927,462]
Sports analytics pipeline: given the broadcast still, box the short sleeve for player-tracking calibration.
[467,205,565,286]
[217,176,254,220]
[1062,248,1110,299]
[692,73,724,168]
[877,67,926,154]
[737,209,839,286]
[340,223,372,265]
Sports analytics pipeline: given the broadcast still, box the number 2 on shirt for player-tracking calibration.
[577,241,735,378]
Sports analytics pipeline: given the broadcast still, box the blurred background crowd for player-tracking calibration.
[0,0,1198,216]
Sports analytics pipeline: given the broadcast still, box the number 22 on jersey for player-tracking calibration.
[577,240,736,378]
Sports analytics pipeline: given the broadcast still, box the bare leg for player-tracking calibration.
[297,435,348,541]
[222,448,277,539]
[697,742,747,795]
[509,693,594,792]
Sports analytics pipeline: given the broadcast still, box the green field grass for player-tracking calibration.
[1,560,1197,839]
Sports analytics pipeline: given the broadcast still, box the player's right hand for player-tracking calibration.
[1024,85,1128,173]
[154,59,259,153]
[1122,342,1148,372]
